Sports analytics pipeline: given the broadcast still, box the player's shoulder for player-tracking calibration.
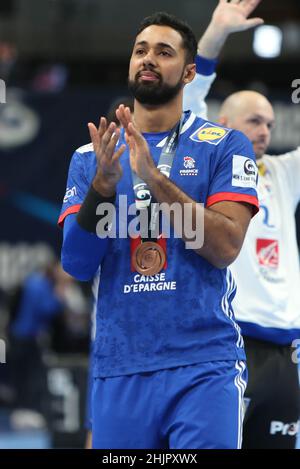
[76,142,94,155]
[70,142,96,170]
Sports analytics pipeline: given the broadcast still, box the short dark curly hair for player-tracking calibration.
[136,12,197,64]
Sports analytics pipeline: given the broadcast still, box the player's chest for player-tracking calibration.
[118,143,211,205]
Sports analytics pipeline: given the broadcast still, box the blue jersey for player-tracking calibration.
[11,272,62,338]
[59,111,258,378]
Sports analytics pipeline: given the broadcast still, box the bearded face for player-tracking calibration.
[128,25,190,106]
[128,67,184,106]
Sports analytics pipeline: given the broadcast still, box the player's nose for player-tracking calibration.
[143,50,157,68]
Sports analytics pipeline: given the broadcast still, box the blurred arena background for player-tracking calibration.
[0,0,299,449]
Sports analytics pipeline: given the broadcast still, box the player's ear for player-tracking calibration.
[183,63,196,85]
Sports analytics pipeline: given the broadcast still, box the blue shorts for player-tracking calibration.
[92,360,247,449]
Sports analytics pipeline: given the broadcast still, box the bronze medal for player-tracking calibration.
[132,241,166,276]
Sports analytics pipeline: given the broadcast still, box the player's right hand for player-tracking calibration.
[88,118,126,197]
[212,0,264,35]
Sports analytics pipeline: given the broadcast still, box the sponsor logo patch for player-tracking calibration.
[232,155,258,189]
[180,156,198,176]
[190,122,230,145]
[63,186,77,203]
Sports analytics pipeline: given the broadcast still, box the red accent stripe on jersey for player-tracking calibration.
[206,193,259,216]
[58,204,82,228]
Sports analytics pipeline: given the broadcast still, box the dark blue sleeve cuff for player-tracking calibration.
[196,55,218,76]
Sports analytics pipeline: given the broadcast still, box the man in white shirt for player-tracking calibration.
[184,0,300,448]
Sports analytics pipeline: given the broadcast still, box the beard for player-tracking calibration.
[128,72,183,106]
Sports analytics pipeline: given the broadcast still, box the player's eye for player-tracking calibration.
[249,118,261,126]
[159,51,171,56]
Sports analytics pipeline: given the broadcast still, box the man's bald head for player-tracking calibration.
[219,91,275,159]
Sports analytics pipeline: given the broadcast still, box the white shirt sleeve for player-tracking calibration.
[183,72,216,120]
[266,147,300,209]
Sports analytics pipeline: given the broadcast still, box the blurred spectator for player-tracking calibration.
[0,41,18,83]
[6,260,84,417]
[32,64,68,93]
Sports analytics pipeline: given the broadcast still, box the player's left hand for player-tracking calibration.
[116,105,158,182]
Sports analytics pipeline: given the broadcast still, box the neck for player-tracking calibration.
[133,93,183,133]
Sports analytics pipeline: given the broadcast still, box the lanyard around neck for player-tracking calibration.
[131,115,184,241]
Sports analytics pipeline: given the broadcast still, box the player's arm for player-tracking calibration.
[60,120,126,281]
[146,176,253,270]
[198,0,263,60]
[147,177,253,269]
[120,107,258,269]
[86,154,252,270]
[61,214,109,281]
[59,152,110,282]
[271,147,300,208]
[184,0,264,116]
[58,154,108,281]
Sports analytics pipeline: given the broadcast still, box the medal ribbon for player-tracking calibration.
[130,116,184,272]
[131,116,183,239]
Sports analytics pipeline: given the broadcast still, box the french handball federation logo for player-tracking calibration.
[180,156,198,176]
[183,156,196,169]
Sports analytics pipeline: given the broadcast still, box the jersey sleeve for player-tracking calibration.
[269,147,300,209]
[207,130,259,216]
[58,150,90,227]
[183,72,216,120]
